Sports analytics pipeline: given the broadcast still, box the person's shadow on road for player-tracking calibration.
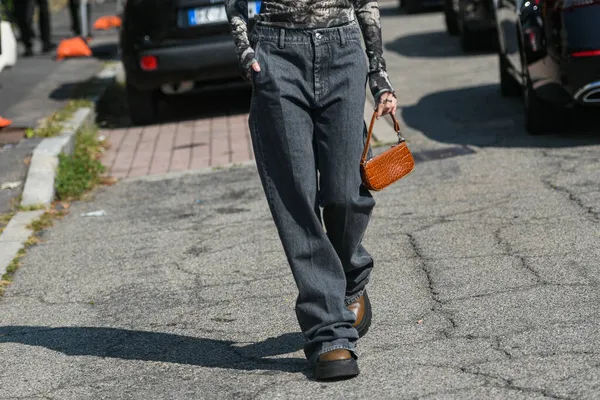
[0,326,308,374]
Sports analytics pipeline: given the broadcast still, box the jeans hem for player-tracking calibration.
[344,289,365,306]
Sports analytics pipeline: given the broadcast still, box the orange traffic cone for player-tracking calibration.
[56,36,92,60]
[93,15,122,31]
[0,116,12,128]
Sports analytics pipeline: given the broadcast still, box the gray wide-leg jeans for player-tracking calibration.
[248,22,376,365]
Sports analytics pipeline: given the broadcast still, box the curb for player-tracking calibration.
[0,211,45,274]
[20,107,96,207]
[0,63,118,279]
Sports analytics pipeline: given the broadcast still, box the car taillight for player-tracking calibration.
[571,50,600,57]
[140,55,158,71]
[527,30,537,52]
[562,0,600,10]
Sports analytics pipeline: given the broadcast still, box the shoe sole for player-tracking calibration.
[354,291,372,338]
[314,358,360,381]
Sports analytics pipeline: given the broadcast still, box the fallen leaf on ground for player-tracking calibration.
[23,156,31,166]
[100,176,118,186]
[1,181,22,190]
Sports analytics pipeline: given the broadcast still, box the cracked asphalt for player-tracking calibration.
[1,4,599,399]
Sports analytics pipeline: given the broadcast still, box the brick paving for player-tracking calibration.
[101,113,253,179]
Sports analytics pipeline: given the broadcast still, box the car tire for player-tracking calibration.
[445,0,459,36]
[499,54,521,97]
[523,77,562,135]
[404,0,422,14]
[126,83,159,126]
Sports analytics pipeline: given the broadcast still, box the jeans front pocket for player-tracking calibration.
[250,40,263,88]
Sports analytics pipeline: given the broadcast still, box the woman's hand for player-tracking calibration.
[246,60,261,82]
[376,91,397,119]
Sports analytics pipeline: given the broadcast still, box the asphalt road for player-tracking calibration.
[1,4,599,399]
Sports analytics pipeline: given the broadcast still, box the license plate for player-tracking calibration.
[185,2,261,26]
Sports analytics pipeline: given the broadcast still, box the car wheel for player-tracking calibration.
[404,0,422,14]
[445,0,459,36]
[499,54,521,97]
[523,76,562,135]
[126,83,159,126]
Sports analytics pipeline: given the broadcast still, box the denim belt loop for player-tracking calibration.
[338,28,346,47]
[278,28,286,49]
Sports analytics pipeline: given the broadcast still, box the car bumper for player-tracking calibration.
[123,35,241,90]
[530,55,600,106]
[568,56,600,105]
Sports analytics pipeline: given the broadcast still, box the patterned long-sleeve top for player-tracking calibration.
[225,0,394,100]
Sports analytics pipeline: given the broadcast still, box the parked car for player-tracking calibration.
[496,0,600,134]
[400,0,444,14]
[444,0,497,52]
[120,0,261,125]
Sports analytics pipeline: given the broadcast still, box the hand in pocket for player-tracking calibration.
[246,60,262,82]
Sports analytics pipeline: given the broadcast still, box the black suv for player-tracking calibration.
[120,0,261,125]
[496,0,600,134]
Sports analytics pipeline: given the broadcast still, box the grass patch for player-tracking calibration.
[57,99,94,120]
[0,212,15,236]
[17,204,47,212]
[26,99,94,138]
[27,212,56,232]
[1,244,28,287]
[0,209,67,295]
[55,127,107,201]
[2,249,24,278]
[0,213,13,226]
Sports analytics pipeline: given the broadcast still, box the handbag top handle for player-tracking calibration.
[361,111,402,165]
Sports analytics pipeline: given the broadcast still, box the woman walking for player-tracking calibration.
[226,0,397,380]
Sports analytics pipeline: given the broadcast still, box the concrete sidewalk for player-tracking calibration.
[0,140,598,398]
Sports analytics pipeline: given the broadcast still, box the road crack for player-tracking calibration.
[493,227,546,285]
[542,179,599,223]
[413,362,575,400]
[407,234,457,337]
[439,282,595,304]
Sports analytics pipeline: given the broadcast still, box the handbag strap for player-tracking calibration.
[361,111,403,165]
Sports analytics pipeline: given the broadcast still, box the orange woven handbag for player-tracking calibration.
[360,111,415,191]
